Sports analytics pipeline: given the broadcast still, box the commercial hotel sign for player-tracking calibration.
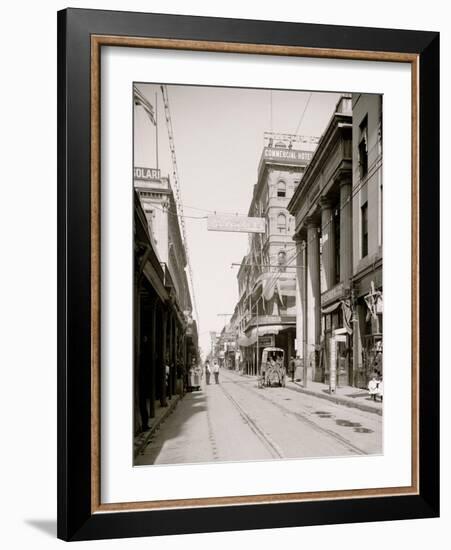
[264,148,313,163]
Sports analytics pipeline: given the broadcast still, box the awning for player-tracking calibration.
[237,325,285,347]
[262,272,296,302]
[237,334,255,347]
[252,324,284,337]
[321,301,342,314]
[321,300,353,335]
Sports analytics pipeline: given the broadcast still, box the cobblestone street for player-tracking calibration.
[136,368,382,466]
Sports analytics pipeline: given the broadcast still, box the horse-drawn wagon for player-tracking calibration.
[258,347,286,388]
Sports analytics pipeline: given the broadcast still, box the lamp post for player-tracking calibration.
[217,313,233,368]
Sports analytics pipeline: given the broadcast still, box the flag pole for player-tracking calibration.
[155,90,159,170]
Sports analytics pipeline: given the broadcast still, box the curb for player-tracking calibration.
[288,382,383,416]
[134,394,181,458]
[225,371,382,416]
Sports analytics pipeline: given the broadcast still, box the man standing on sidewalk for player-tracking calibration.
[205,360,211,385]
[289,356,296,382]
[212,360,220,384]
[294,355,303,382]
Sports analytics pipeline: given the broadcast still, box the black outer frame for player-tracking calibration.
[57,8,439,542]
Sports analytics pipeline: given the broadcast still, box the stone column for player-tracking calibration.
[352,302,362,388]
[294,236,306,363]
[149,298,156,418]
[339,177,353,284]
[172,320,178,395]
[134,276,142,432]
[320,197,336,291]
[306,216,321,381]
[160,308,168,407]
[167,312,173,400]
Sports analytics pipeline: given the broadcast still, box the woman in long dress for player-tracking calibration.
[368,373,379,400]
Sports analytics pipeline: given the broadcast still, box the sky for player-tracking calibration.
[134,83,342,356]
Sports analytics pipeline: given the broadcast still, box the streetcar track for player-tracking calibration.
[205,406,220,461]
[222,373,368,456]
[219,381,285,459]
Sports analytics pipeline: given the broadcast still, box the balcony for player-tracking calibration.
[245,314,296,332]
[160,262,174,289]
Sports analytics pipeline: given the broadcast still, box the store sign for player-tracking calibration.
[264,148,313,163]
[321,282,346,307]
[258,335,275,348]
[207,215,265,234]
[134,167,161,181]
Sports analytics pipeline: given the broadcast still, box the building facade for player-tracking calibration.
[133,171,198,434]
[234,133,318,374]
[351,93,383,387]
[288,95,353,384]
[288,94,383,389]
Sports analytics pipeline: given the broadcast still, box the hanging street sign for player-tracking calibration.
[207,215,265,234]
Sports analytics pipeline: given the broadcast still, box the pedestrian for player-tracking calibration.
[139,335,151,430]
[260,359,267,387]
[289,355,296,382]
[294,355,303,382]
[159,356,168,407]
[193,357,202,390]
[165,356,170,397]
[368,372,379,401]
[176,360,185,396]
[205,360,211,385]
[213,360,220,384]
[376,373,383,402]
[188,358,197,391]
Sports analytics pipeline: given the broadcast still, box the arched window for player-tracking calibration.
[277,181,286,198]
[277,213,287,232]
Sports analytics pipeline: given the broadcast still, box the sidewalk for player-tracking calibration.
[286,378,383,415]
[236,369,382,416]
[134,394,181,458]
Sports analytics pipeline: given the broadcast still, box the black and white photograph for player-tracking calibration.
[0,0,445,545]
[133,84,384,466]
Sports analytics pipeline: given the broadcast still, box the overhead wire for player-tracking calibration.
[258,155,382,298]
[232,155,383,329]
[146,202,208,220]
[293,92,313,136]
[160,85,200,328]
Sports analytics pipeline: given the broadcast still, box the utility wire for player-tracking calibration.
[232,157,382,327]
[258,155,382,300]
[160,85,200,329]
[147,202,208,220]
[293,93,313,136]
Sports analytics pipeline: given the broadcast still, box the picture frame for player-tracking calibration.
[57,7,439,541]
